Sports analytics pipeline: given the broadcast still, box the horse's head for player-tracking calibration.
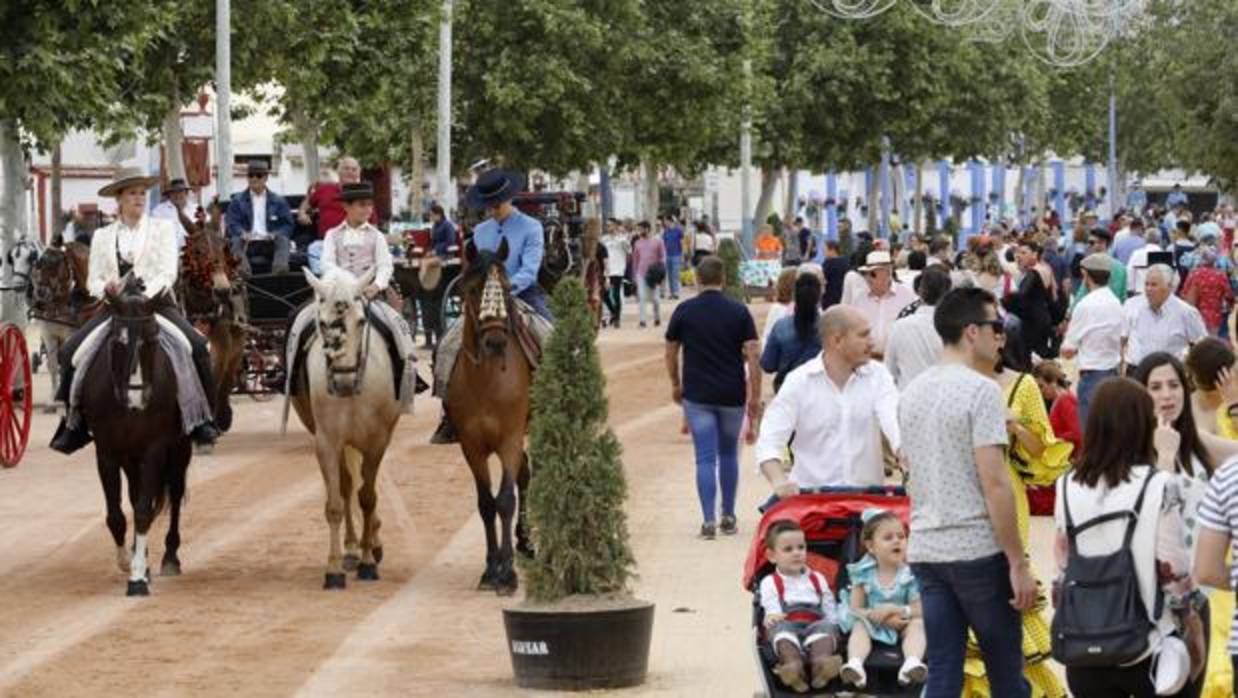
[106,274,158,409]
[31,246,72,312]
[304,267,373,397]
[461,237,512,356]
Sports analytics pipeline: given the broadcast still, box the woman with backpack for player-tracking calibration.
[1053,378,1199,697]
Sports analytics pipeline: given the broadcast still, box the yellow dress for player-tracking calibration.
[963,373,1070,698]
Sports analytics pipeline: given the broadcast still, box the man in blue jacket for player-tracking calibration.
[225,160,295,274]
[430,168,553,443]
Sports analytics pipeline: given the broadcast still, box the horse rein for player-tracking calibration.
[321,297,372,397]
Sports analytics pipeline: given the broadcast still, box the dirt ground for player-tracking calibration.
[0,299,1061,697]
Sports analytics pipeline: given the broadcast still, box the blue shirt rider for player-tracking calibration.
[465,169,552,320]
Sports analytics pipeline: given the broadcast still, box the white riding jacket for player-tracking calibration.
[87,215,179,299]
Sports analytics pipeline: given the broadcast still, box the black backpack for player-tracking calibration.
[1052,470,1158,667]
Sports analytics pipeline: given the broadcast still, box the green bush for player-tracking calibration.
[718,237,746,303]
[522,277,635,601]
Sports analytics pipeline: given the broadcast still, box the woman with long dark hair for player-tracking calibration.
[760,272,824,392]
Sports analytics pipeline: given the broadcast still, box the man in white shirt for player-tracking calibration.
[1121,264,1206,369]
[846,250,916,360]
[1062,253,1124,428]
[885,267,951,389]
[756,305,900,500]
[600,219,632,328]
[149,177,195,250]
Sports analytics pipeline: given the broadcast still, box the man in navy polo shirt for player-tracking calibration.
[665,256,762,539]
[661,215,685,300]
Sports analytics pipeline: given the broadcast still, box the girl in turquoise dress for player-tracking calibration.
[838,508,927,689]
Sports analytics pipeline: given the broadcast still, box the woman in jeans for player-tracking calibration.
[761,273,823,392]
[1054,378,1198,697]
[665,256,761,539]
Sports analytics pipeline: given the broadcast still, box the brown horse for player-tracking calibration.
[178,227,246,432]
[445,238,533,595]
[80,275,192,596]
[30,242,96,407]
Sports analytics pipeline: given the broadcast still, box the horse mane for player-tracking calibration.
[317,269,366,300]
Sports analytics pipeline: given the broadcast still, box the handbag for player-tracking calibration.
[644,261,667,287]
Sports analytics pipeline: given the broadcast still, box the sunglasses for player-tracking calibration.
[248,173,267,180]
[973,319,1005,335]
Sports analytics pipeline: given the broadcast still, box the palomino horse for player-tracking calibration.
[80,275,192,596]
[178,227,246,432]
[30,242,95,408]
[291,268,401,590]
[446,238,533,595]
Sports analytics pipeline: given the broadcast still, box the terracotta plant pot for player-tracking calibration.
[503,600,655,690]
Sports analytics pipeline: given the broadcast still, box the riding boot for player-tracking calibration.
[50,414,92,454]
[190,422,220,446]
[773,639,809,693]
[429,411,457,444]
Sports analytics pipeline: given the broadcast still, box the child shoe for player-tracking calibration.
[840,657,866,688]
[810,654,842,689]
[898,656,928,685]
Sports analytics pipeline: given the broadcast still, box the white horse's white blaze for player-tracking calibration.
[129,533,148,583]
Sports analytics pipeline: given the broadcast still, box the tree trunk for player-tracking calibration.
[294,112,320,190]
[162,104,187,183]
[914,161,925,235]
[867,169,880,234]
[0,120,27,323]
[641,159,659,221]
[783,167,797,222]
[753,168,779,231]
[51,141,63,239]
[1035,157,1047,220]
[409,123,424,218]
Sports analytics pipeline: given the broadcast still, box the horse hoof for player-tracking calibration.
[323,573,347,590]
[477,574,498,591]
[161,560,181,577]
[126,580,150,597]
[516,542,535,558]
[357,563,379,581]
[372,546,383,564]
[342,554,361,572]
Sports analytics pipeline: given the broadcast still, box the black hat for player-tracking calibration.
[165,178,190,194]
[340,182,374,202]
[464,168,526,210]
[246,160,270,177]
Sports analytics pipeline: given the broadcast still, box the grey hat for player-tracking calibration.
[98,167,158,197]
[1080,253,1115,272]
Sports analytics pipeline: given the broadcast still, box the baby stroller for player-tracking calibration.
[744,487,922,698]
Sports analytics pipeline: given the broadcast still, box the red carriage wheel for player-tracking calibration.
[0,325,32,467]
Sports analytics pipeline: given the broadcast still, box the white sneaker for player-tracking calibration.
[839,658,866,688]
[899,656,928,686]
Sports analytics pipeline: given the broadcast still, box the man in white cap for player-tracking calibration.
[1062,252,1124,426]
[50,167,219,453]
[846,249,915,360]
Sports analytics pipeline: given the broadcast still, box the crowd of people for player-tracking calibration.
[664,199,1238,697]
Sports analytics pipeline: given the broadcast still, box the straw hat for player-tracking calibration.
[98,167,158,197]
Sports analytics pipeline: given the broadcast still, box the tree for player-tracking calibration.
[718,238,746,303]
[523,277,634,601]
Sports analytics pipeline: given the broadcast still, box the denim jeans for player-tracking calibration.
[665,256,682,298]
[1077,368,1117,432]
[682,399,744,523]
[911,553,1030,698]
[637,276,660,325]
[605,275,624,325]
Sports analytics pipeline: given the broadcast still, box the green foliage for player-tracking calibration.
[523,277,634,602]
[718,238,746,302]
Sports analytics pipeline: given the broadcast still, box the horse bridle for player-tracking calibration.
[320,298,372,397]
[460,269,515,366]
[30,251,74,324]
[109,311,158,407]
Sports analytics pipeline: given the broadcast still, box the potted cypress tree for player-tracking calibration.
[718,237,747,303]
[504,277,654,690]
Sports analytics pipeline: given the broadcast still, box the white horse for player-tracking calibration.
[291,268,402,590]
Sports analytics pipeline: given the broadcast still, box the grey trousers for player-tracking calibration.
[230,235,291,275]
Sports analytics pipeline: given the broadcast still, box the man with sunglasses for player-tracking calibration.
[225,160,295,274]
[1071,227,1126,304]
[1062,253,1124,426]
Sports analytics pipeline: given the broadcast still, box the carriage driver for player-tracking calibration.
[429,168,553,444]
[50,167,220,454]
[287,181,418,409]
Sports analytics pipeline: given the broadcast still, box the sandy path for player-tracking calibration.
[0,299,1063,697]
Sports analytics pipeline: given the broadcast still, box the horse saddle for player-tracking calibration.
[511,305,543,370]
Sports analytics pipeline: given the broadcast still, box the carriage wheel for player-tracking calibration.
[241,351,275,402]
[0,325,32,467]
[440,276,464,331]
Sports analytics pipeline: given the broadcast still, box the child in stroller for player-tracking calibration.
[744,487,924,698]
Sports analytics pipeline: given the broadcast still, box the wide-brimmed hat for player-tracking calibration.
[340,182,374,202]
[464,168,526,210]
[859,250,894,272]
[164,178,190,194]
[98,167,158,197]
